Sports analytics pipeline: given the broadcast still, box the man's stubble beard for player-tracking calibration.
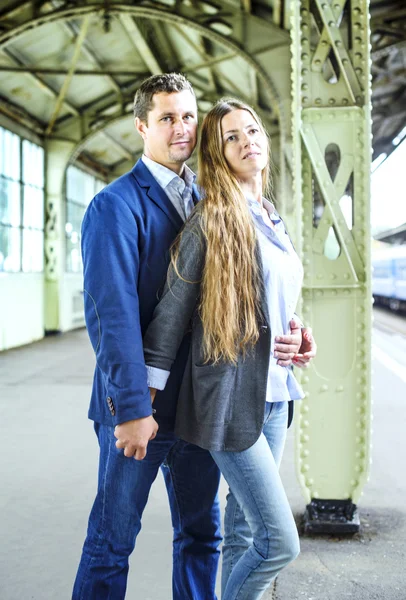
[168,146,194,164]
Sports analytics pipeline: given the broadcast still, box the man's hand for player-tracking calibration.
[149,387,157,404]
[293,327,317,368]
[274,319,302,367]
[114,416,158,461]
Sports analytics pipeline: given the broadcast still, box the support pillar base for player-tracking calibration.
[303,499,360,534]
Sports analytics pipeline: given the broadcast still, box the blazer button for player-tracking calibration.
[106,396,115,416]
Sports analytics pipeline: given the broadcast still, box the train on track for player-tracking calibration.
[372,244,406,311]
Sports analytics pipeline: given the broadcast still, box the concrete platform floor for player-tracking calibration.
[0,321,405,599]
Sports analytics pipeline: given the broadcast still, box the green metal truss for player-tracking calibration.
[291,0,372,527]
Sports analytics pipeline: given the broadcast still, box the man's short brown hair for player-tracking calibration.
[133,73,196,123]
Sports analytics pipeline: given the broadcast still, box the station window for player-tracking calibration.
[65,165,105,272]
[0,126,44,273]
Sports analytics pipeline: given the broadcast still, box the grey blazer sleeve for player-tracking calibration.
[143,214,205,371]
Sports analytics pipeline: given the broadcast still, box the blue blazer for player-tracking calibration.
[82,159,193,430]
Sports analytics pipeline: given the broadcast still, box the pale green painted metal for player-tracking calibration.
[291,0,372,504]
[44,139,75,331]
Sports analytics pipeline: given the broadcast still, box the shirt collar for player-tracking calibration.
[142,154,196,190]
[246,195,281,222]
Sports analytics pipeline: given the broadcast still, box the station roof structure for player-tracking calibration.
[374,222,406,244]
[0,0,405,178]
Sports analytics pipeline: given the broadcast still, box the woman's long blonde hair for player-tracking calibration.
[174,98,272,364]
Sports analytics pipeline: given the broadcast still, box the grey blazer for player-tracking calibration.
[143,211,293,452]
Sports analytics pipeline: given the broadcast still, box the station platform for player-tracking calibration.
[0,313,405,600]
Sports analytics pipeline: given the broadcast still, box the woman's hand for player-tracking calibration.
[292,327,317,368]
[274,319,302,367]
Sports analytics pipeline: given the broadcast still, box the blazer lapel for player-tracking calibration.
[131,160,184,231]
[192,183,201,206]
[255,242,271,328]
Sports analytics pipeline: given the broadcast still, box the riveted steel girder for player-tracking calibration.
[291,0,372,531]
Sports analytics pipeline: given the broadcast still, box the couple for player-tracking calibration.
[73,73,316,600]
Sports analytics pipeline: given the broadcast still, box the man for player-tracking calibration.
[73,73,314,600]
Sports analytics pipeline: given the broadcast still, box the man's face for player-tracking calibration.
[135,90,198,174]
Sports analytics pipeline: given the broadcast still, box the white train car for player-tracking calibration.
[372,244,406,310]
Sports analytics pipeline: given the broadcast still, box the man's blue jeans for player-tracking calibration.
[73,424,222,600]
[211,402,300,600]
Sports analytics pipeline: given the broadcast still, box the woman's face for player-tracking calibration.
[221,109,268,180]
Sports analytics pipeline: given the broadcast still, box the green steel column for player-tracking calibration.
[44,139,75,332]
[291,0,372,532]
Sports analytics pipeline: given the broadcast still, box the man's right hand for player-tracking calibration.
[114,416,158,461]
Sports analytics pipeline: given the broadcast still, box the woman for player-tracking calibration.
[143,98,313,599]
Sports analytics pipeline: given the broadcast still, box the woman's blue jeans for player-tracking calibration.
[211,401,300,600]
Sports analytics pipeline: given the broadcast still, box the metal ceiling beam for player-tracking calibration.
[53,78,148,132]
[118,14,162,75]
[46,15,90,135]
[2,45,79,116]
[0,1,32,21]
[100,130,134,162]
[0,91,45,133]
[0,65,148,75]
[371,39,406,59]
[241,0,251,13]
[61,19,122,96]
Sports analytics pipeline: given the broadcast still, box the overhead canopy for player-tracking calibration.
[0,0,405,176]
